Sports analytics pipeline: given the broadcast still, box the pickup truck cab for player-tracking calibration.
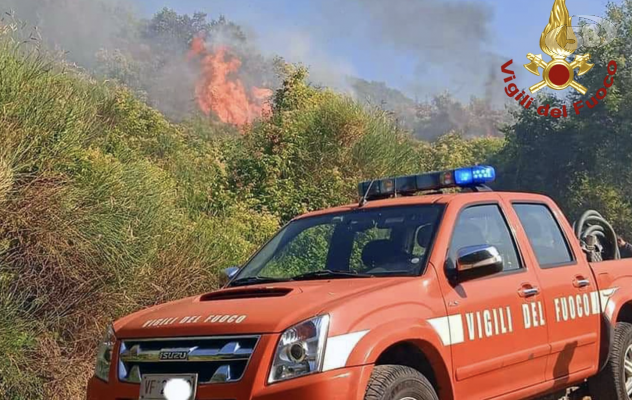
[87,166,632,400]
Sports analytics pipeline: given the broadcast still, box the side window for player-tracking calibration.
[448,204,522,272]
[513,203,573,267]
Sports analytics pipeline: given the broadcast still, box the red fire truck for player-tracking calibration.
[87,166,632,400]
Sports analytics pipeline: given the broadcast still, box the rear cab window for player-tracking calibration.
[513,203,574,267]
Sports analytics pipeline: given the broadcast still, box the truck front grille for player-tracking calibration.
[118,335,260,384]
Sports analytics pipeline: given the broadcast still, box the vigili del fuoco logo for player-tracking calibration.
[500,0,618,119]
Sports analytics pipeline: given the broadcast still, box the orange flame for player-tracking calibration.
[188,37,272,126]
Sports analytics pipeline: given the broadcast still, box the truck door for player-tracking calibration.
[435,201,549,399]
[511,202,600,381]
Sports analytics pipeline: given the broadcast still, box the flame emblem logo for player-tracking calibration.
[524,0,594,94]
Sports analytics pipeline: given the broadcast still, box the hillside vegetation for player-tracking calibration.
[0,29,501,399]
[1,1,632,398]
[0,30,281,398]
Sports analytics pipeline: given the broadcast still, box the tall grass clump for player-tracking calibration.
[0,28,278,399]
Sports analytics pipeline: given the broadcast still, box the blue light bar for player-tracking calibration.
[454,166,496,186]
[358,165,496,201]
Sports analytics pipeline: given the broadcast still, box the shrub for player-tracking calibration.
[0,31,278,399]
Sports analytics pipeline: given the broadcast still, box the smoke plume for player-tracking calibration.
[0,0,507,136]
[0,0,132,68]
[249,0,504,103]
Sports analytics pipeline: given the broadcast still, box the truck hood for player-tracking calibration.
[114,278,412,338]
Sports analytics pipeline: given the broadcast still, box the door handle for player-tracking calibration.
[519,285,540,298]
[573,277,591,288]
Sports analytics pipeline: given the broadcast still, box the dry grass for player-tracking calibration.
[0,30,278,399]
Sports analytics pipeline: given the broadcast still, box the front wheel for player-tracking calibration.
[364,365,439,400]
[588,321,632,399]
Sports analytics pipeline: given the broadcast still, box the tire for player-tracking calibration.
[364,365,439,400]
[588,321,632,399]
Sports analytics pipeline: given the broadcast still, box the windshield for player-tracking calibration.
[232,205,444,284]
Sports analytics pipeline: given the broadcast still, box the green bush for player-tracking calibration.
[0,32,278,399]
[226,65,494,223]
[0,27,501,399]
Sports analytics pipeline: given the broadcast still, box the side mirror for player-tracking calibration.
[455,245,503,282]
[219,266,240,287]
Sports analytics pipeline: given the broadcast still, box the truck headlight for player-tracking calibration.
[268,315,330,383]
[94,324,116,382]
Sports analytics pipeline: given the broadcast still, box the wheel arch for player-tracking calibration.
[346,320,454,400]
[599,293,632,372]
[615,301,632,324]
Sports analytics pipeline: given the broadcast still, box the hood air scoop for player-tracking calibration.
[200,287,293,301]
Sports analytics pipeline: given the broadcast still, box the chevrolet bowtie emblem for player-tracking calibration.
[524,0,594,94]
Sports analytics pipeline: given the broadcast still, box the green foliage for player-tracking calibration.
[5,2,632,399]
[495,0,632,231]
[0,32,278,399]
[228,64,454,222]
[0,14,500,400]
[567,175,632,237]
[143,9,226,48]
[424,133,505,172]
[495,94,574,198]
[0,283,42,400]
[415,93,507,140]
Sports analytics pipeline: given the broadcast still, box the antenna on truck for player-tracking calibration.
[359,179,376,207]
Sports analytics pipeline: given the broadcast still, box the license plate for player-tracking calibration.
[139,374,198,400]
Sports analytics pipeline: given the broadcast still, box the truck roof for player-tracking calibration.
[294,191,554,220]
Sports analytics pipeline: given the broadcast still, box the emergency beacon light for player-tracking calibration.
[358,165,496,201]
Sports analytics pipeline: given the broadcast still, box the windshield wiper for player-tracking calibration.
[228,276,291,287]
[229,271,373,286]
[292,270,374,281]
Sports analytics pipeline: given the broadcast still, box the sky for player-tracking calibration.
[134,0,617,102]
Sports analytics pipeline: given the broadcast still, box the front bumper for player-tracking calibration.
[86,334,373,400]
[86,364,373,400]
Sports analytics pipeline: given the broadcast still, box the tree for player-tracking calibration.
[96,9,276,120]
[496,0,632,227]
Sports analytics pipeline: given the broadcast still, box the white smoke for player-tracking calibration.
[0,0,509,131]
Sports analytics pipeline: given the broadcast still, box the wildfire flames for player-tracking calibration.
[188,37,272,126]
